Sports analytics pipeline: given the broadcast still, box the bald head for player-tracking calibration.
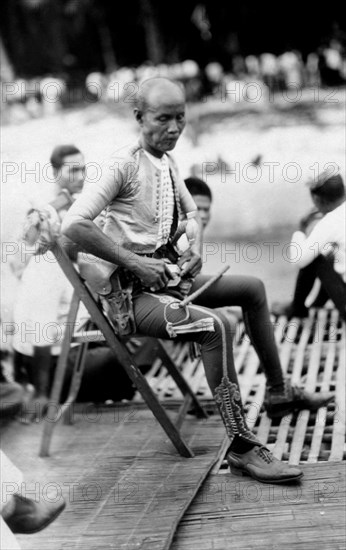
[134,77,186,157]
[135,77,185,114]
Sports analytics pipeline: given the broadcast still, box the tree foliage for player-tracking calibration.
[0,0,344,78]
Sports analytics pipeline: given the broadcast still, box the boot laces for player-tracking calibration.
[256,446,273,464]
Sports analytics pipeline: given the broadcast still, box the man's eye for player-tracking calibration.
[177,114,185,121]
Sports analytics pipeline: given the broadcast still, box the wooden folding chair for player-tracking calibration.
[39,240,207,458]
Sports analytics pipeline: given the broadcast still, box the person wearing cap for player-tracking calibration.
[62,77,334,485]
[272,169,346,320]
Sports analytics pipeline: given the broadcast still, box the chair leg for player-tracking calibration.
[39,293,80,457]
[72,285,194,456]
[45,242,196,457]
[157,340,208,420]
[103,336,195,458]
[176,395,194,430]
[62,340,89,425]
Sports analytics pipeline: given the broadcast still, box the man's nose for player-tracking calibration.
[167,120,180,133]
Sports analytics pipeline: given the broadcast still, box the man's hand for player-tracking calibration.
[132,256,174,291]
[178,248,202,278]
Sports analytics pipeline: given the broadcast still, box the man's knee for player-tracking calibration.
[246,276,266,304]
[211,308,234,333]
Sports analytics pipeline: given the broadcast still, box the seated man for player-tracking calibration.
[183,176,240,328]
[272,169,346,320]
[133,175,224,370]
[12,145,136,422]
[62,77,333,484]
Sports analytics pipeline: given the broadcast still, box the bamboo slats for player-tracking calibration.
[136,308,345,465]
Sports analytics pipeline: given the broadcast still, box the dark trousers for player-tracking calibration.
[132,274,285,445]
[291,256,346,320]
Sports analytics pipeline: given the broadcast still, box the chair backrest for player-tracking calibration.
[50,240,127,358]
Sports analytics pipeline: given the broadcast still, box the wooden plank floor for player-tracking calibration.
[1,405,225,550]
[171,463,346,550]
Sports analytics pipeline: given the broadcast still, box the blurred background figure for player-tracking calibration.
[244,55,261,81]
[318,39,346,86]
[9,144,138,422]
[272,169,346,320]
[278,50,304,90]
[204,61,224,96]
[305,52,321,86]
[260,53,279,93]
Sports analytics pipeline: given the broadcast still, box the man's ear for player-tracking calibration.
[134,108,143,124]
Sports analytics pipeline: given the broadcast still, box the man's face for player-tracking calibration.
[136,87,186,157]
[193,195,212,229]
[57,153,85,195]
